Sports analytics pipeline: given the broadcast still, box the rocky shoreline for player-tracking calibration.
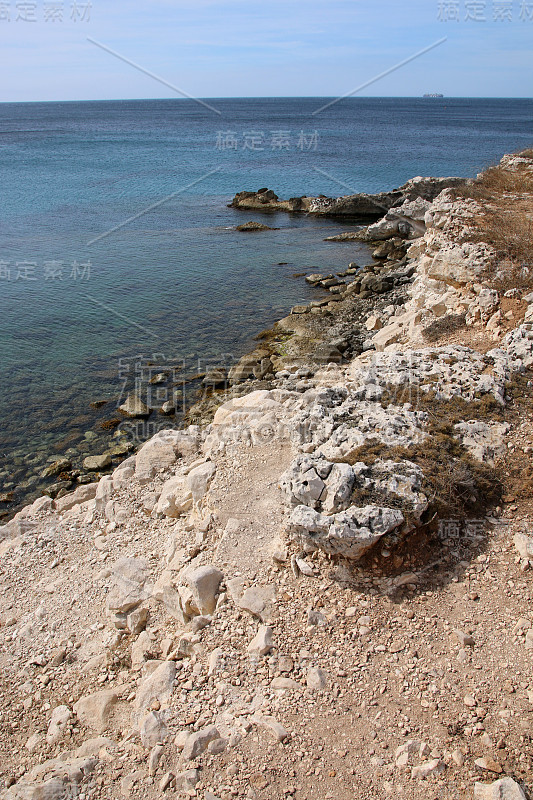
[1,150,533,800]
[0,170,478,522]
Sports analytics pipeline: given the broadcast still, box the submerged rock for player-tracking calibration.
[41,459,72,478]
[236,221,276,231]
[83,454,112,471]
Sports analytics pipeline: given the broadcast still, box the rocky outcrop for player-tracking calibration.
[281,454,428,559]
[287,503,404,560]
[229,176,466,219]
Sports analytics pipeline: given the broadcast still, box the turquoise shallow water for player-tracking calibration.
[0,97,532,511]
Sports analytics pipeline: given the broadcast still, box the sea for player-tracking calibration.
[0,97,532,514]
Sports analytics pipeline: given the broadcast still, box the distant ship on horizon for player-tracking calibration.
[423,93,444,98]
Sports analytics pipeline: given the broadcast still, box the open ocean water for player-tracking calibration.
[0,96,532,514]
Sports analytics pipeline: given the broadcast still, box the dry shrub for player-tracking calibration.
[380,386,503,425]
[344,392,503,523]
[458,150,533,200]
[479,207,532,259]
[347,435,502,522]
[453,150,533,290]
[422,313,467,343]
[476,163,533,196]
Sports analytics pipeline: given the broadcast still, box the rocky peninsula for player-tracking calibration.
[229,175,467,218]
[0,151,533,800]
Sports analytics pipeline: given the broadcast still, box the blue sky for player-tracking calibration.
[1,0,532,101]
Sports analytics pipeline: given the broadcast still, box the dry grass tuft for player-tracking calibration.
[422,313,467,343]
[476,163,533,196]
[344,390,504,523]
[454,150,533,290]
[477,210,533,291]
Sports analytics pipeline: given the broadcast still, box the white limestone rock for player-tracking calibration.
[454,420,509,465]
[95,475,114,513]
[287,504,404,560]
[46,705,71,745]
[106,557,149,614]
[139,711,169,748]
[247,625,274,655]
[186,460,216,503]
[55,483,98,513]
[474,777,527,800]
[135,662,176,714]
[513,532,533,562]
[154,476,193,518]
[74,689,118,734]
[182,726,219,760]
[183,564,224,615]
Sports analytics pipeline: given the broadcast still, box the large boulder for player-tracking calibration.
[317,403,427,460]
[365,197,431,241]
[205,390,286,452]
[474,778,527,800]
[287,504,404,560]
[83,454,112,471]
[134,427,200,484]
[95,476,114,513]
[187,461,216,504]
[504,323,533,369]
[423,240,494,287]
[135,439,178,485]
[454,421,509,465]
[55,483,98,513]
[152,571,187,622]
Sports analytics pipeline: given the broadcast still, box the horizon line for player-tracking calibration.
[1,95,532,105]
